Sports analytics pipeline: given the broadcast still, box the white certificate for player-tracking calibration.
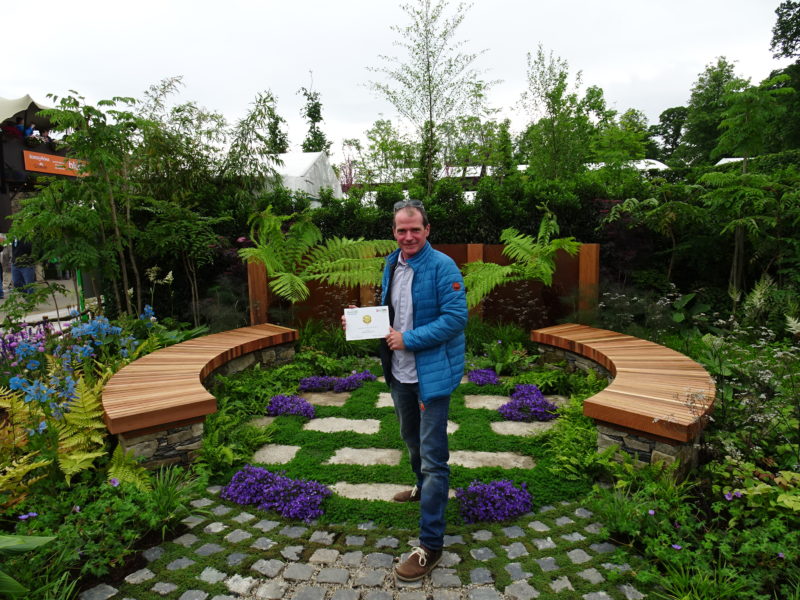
[344,306,391,341]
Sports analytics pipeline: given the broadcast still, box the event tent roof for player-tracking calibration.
[275,151,343,199]
[0,94,52,130]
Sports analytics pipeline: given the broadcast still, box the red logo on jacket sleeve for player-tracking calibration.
[452,282,461,291]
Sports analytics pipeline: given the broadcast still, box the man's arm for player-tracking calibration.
[402,260,467,351]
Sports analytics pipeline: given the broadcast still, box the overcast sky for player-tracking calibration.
[5,0,793,162]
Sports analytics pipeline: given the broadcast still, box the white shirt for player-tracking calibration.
[390,254,417,383]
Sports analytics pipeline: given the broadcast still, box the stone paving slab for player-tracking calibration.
[464,395,508,410]
[331,482,457,501]
[325,447,403,466]
[490,421,556,437]
[251,443,301,464]
[303,417,381,434]
[449,450,536,470]
[303,391,350,406]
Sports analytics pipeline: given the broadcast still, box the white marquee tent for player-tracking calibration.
[0,94,52,129]
[274,152,343,200]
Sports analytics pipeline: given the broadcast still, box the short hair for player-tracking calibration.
[393,200,429,227]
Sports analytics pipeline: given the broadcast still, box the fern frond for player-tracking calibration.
[462,262,522,309]
[269,272,311,303]
[309,257,388,288]
[107,445,152,492]
[58,450,107,485]
[500,228,538,263]
[0,454,51,509]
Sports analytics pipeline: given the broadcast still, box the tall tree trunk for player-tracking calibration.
[102,170,133,315]
[182,253,200,327]
[98,219,122,314]
[122,162,143,315]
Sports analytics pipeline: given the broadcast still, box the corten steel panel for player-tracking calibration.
[102,324,297,434]
[247,261,269,326]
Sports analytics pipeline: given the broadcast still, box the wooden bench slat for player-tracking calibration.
[532,323,715,442]
[102,323,297,434]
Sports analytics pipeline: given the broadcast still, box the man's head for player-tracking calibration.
[393,200,430,259]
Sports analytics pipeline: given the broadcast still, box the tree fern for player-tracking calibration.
[463,213,580,308]
[239,206,395,309]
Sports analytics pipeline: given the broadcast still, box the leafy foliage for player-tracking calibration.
[463,212,580,308]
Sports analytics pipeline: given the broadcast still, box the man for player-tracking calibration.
[11,238,36,292]
[379,199,468,581]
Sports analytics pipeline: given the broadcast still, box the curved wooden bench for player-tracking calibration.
[102,323,297,436]
[531,323,715,444]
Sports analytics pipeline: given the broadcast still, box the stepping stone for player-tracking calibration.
[377,392,394,408]
[528,521,550,532]
[446,420,460,434]
[325,447,402,466]
[504,581,540,599]
[303,417,380,434]
[464,395,507,410]
[331,482,455,501]
[618,584,646,599]
[228,553,248,566]
[550,576,574,593]
[251,444,300,464]
[470,568,494,584]
[567,548,592,564]
[546,395,569,407]
[450,450,535,469]
[225,574,258,595]
[309,549,340,564]
[577,568,605,584]
[490,421,555,437]
[198,566,227,584]
[78,584,118,600]
[251,558,285,577]
[303,392,348,406]
[317,568,350,584]
[248,416,276,428]
[505,563,532,581]
[535,557,559,572]
[125,568,155,584]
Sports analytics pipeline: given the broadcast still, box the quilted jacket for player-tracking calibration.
[380,242,468,404]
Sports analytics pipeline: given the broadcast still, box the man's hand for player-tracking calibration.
[385,327,405,351]
[341,305,357,330]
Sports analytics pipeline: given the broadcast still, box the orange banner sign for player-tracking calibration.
[23,150,87,177]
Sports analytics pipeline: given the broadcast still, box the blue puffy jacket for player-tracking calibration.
[380,242,468,404]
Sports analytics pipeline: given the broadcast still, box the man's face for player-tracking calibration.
[393,208,430,259]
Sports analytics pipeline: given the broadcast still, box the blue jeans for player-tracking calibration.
[391,381,450,551]
[12,266,35,292]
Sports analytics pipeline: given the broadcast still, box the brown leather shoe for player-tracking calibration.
[392,485,420,502]
[394,545,443,581]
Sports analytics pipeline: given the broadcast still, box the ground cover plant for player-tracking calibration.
[590,284,800,599]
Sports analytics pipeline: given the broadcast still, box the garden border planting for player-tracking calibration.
[101,323,297,467]
[531,323,715,469]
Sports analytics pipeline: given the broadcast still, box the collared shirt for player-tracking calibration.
[390,253,417,383]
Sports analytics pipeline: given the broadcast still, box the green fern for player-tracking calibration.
[58,450,107,485]
[239,206,395,307]
[0,454,51,509]
[463,211,580,309]
[107,445,153,492]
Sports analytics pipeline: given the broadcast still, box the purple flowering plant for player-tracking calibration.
[499,384,559,422]
[455,479,532,523]
[298,370,377,393]
[222,464,332,522]
[267,394,315,419]
[467,368,500,386]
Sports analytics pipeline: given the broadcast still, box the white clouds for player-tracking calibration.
[5,0,791,161]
